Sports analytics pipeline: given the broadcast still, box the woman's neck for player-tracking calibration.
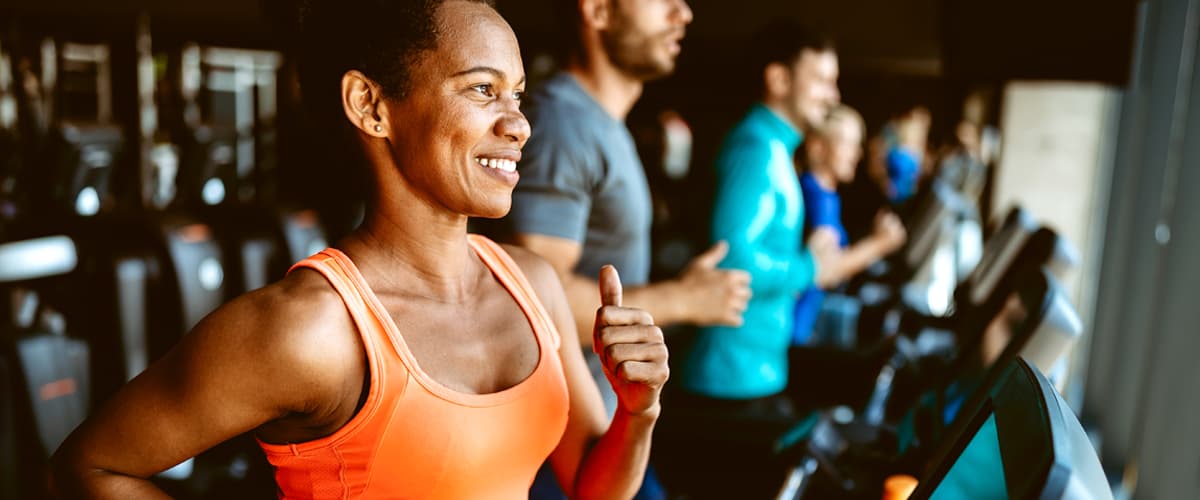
[811,166,839,190]
[338,174,481,304]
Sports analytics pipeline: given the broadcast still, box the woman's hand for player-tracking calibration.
[592,265,669,417]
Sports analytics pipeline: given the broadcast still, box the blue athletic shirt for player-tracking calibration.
[792,172,849,344]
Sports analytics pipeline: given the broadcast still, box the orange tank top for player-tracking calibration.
[257,234,570,499]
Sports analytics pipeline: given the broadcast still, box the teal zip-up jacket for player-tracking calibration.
[682,103,818,399]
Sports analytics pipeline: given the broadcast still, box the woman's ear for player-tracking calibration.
[341,70,388,138]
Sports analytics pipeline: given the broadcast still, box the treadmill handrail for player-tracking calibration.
[0,236,77,282]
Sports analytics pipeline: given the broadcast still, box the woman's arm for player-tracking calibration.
[51,280,354,498]
[810,210,906,286]
[565,266,666,499]
[508,247,667,499]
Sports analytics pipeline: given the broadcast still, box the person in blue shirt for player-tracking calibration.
[880,105,933,204]
[680,21,842,408]
[793,105,906,345]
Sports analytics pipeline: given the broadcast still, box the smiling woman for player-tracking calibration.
[49,1,669,498]
[296,0,532,219]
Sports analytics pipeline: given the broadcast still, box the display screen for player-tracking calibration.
[930,412,1009,500]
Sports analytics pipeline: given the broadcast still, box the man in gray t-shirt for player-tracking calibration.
[505,0,749,418]
[510,72,653,290]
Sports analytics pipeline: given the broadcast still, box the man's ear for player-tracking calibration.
[341,70,388,138]
[763,62,791,100]
[579,0,613,31]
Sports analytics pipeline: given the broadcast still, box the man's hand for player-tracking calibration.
[594,266,669,417]
[672,241,751,326]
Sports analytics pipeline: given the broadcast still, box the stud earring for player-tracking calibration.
[374,124,382,133]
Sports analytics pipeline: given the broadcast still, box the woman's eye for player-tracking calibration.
[465,83,489,97]
[470,83,494,97]
[513,90,524,102]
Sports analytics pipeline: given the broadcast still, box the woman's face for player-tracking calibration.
[827,119,863,183]
[383,0,530,219]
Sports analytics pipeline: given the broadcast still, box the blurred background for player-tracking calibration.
[0,0,1195,498]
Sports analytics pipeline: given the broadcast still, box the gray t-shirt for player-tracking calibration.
[507,73,652,416]
[508,72,652,287]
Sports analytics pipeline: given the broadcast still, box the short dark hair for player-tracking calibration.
[267,0,494,204]
[292,0,495,129]
[750,20,836,77]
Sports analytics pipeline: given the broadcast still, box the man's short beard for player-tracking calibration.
[601,12,676,81]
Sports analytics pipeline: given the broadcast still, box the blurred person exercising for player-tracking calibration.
[680,20,842,408]
[792,105,906,345]
[501,2,731,497]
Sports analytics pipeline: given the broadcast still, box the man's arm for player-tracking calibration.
[514,233,749,347]
[505,110,748,343]
[712,138,826,294]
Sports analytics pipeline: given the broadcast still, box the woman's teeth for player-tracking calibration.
[476,157,517,172]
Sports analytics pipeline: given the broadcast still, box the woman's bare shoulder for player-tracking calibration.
[189,269,360,391]
[498,243,560,294]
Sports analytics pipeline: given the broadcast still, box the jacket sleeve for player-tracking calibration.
[710,136,818,296]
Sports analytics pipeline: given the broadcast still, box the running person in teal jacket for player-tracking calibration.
[681,21,842,407]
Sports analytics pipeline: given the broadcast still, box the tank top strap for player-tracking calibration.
[287,250,389,383]
[467,235,562,351]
